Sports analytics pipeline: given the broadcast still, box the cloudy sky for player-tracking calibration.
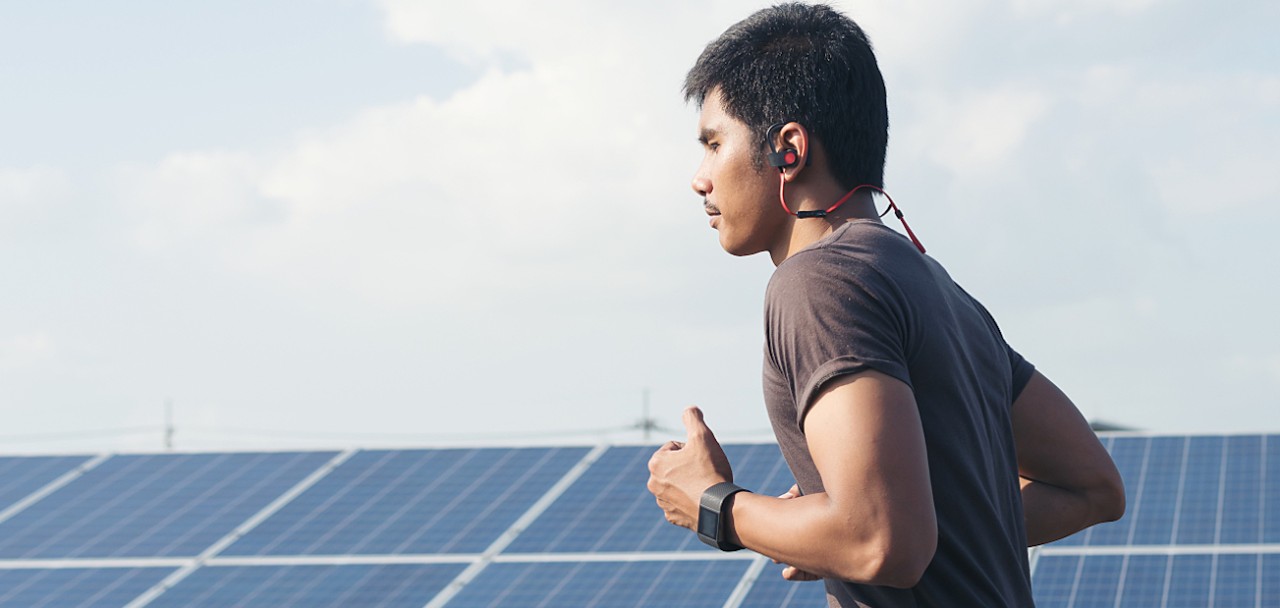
[1,0,1277,453]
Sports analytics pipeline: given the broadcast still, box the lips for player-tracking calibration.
[704,200,721,228]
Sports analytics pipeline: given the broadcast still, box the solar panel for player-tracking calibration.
[0,455,91,512]
[146,564,466,607]
[445,560,749,607]
[507,444,793,554]
[736,562,829,608]
[223,447,589,556]
[0,434,1274,606]
[0,567,174,608]
[0,451,335,559]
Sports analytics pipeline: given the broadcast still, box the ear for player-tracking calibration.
[773,122,811,182]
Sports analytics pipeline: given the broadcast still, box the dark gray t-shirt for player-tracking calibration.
[762,220,1036,607]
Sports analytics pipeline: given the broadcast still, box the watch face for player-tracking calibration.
[697,508,720,539]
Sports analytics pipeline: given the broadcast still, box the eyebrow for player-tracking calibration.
[697,127,719,145]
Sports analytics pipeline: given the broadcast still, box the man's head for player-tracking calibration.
[684,3,888,190]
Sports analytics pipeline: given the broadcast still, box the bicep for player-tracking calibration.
[802,370,936,549]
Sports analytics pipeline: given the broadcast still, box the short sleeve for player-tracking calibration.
[1007,343,1035,401]
[764,251,913,427]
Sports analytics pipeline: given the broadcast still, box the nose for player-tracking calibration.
[691,174,711,198]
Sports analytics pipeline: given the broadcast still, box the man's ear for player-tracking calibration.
[775,122,811,182]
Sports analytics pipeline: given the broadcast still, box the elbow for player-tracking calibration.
[831,522,937,588]
[1090,469,1126,525]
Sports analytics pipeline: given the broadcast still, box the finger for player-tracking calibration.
[654,440,683,455]
[782,566,821,582]
[682,406,709,443]
[778,483,800,499]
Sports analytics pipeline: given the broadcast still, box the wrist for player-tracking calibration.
[697,482,750,551]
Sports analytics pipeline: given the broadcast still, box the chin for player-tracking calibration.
[719,233,766,257]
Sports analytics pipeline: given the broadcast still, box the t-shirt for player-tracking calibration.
[762,220,1036,607]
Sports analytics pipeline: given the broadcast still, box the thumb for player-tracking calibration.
[683,406,710,443]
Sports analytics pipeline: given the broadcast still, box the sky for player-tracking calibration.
[1,0,1277,453]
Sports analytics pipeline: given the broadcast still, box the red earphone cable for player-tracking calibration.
[777,175,926,254]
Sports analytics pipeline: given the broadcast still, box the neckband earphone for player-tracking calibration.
[766,122,926,254]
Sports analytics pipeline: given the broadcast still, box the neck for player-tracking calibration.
[768,186,880,266]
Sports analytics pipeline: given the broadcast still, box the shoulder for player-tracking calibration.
[766,222,921,308]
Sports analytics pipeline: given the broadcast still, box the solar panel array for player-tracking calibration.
[1030,434,1280,607]
[0,434,1274,607]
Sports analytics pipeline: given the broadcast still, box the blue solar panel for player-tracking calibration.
[1130,436,1184,545]
[0,451,335,558]
[445,560,749,607]
[1032,552,1279,607]
[1050,434,1280,548]
[0,567,173,608]
[0,435,1274,607]
[1177,436,1226,545]
[1263,554,1280,608]
[0,455,91,512]
[1117,554,1167,608]
[1265,437,1280,544]
[146,563,465,607]
[1166,554,1213,608]
[1216,554,1259,607]
[737,562,829,608]
[224,447,588,556]
[508,444,794,554]
[1222,436,1263,544]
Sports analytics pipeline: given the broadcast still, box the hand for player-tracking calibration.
[646,406,734,530]
[775,483,822,581]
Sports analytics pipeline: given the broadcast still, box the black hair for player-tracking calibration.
[684,3,888,188]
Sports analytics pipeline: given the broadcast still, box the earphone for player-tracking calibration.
[766,123,801,169]
[764,121,926,253]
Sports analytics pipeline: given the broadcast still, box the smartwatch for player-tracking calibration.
[697,482,749,551]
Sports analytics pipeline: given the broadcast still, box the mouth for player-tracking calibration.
[704,201,720,216]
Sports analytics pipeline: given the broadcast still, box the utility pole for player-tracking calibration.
[164,399,174,451]
[639,388,656,442]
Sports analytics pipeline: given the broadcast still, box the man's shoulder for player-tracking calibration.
[767,221,923,302]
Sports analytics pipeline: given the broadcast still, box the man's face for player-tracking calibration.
[691,89,787,257]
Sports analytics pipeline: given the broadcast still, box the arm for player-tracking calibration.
[730,370,936,586]
[1012,371,1125,546]
[648,370,936,588]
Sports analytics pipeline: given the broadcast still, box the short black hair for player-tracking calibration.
[684,3,888,188]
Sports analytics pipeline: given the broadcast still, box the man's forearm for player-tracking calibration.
[727,490,935,587]
[1021,476,1124,546]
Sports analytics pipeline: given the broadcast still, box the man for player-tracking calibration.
[646,4,1125,606]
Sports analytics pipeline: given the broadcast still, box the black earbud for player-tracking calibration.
[765,122,800,170]
[768,148,800,169]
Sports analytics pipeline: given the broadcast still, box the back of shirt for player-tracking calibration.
[762,220,1036,607]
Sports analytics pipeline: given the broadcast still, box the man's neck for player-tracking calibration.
[768,189,880,266]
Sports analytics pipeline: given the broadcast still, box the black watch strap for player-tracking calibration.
[697,482,749,551]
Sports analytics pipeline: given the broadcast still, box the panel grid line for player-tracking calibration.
[123,449,356,608]
[1258,436,1267,608]
[722,554,769,608]
[0,454,108,527]
[422,443,608,608]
